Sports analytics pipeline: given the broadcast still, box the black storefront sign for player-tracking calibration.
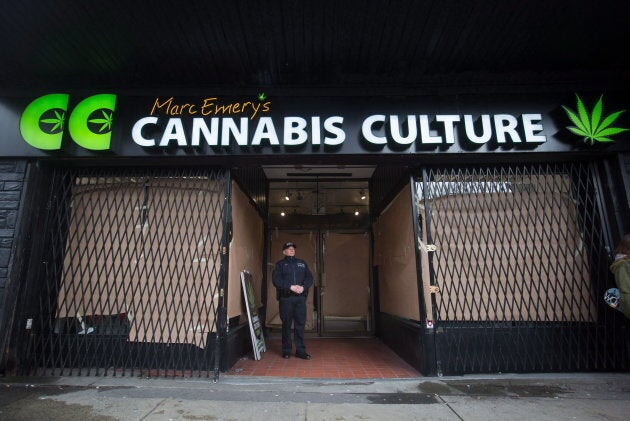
[0,93,628,157]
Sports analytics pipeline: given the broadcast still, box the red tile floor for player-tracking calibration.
[228,337,421,379]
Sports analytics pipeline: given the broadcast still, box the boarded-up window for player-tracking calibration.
[373,183,419,321]
[228,181,264,319]
[417,169,596,323]
[57,175,225,348]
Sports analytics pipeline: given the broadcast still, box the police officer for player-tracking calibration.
[272,242,313,359]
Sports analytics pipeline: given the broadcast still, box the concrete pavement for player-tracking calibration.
[0,372,629,420]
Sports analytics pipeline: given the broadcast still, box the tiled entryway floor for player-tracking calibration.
[228,337,420,379]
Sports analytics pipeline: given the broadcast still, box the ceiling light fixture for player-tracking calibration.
[285,191,291,201]
[280,211,286,216]
[354,209,360,216]
[360,190,366,200]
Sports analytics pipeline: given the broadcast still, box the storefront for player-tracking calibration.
[0,90,628,379]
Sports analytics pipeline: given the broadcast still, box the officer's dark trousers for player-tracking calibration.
[279,296,307,354]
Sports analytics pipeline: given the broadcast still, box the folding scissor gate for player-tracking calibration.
[14,167,230,379]
[416,162,627,374]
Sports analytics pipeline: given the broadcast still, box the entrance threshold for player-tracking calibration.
[228,338,420,379]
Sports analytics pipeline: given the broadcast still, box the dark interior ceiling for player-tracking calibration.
[1,1,629,93]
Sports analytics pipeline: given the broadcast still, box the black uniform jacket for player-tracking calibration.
[272,256,314,298]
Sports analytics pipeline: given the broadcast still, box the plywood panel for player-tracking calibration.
[423,174,596,322]
[129,181,222,346]
[58,178,223,349]
[322,232,369,318]
[373,184,419,321]
[58,185,144,318]
[228,181,264,319]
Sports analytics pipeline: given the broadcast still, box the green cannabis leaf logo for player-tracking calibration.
[562,94,628,144]
[40,110,65,134]
[88,110,114,133]
[257,93,267,101]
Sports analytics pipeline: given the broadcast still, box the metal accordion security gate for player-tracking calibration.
[415,162,627,374]
[15,167,230,379]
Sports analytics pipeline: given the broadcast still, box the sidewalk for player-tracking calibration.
[1,372,629,420]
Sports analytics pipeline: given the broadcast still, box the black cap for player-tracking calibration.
[282,242,297,250]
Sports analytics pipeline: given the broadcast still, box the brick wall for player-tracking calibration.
[0,160,27,367]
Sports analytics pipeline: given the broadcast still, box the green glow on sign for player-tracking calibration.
[19,93,70,150]
[68,94,117,150]
[562,94,628,144]
[20,93,117,150]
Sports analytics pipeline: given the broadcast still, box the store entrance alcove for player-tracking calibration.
[264,166,374,338]
[239,165,420,379]
[230,164,424,378]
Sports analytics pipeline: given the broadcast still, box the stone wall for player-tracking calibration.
[0,160,27,368]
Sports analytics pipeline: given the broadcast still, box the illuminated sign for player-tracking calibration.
[562,95,628,145]
[19,94,117,150]
[4,92,627,157]
[131,111,545,148]
[130,95,545,149]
